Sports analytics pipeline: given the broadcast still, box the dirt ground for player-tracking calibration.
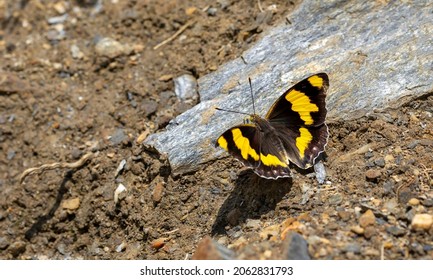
[1,0,432,260]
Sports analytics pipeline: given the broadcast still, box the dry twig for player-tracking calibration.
[20,152,94,184]
[258,0,264,12]
[153,20,196,50]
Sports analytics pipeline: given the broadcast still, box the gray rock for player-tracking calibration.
[0,236,9,250]
[386,225,406,237]
[145,0,433,176]
[174,74,198,102]
[110,129,126,145]
[47,14,68,25]
[344,243,361,254]
[314,161,326,184]
[207,7,217,16]
[328,193,343,205]
[283,232,311,260]
[374,158,385,168]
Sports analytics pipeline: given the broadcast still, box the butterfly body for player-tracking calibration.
[216,73,329,179]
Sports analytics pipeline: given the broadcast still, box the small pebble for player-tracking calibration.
[245,219,261,230]
[152,182,164,204]
[71,148,82,160]
[314,161,326,184]
[115,159,127,177]
[344,243,361,254]
[185,7,197,16]
[207,7,218,16]
[365,169,381,181]
[318,247,328,257]
[115,242,126,252]
[407,140,419,149]
[151,238,167,250]
[226,208,241,226]
[421,198,433,207]
[263,250,272,258]
[386,225,406,237]
[328,193,342,205]
[0,236,10,250]
[114,183,127,205]
[283,232,310,260]
[363,248,380,257]
[359,209,376,228]
[53,2,67,14]
[95,37,131,59]
[408,198,420,206]
[7,149,15,160]
[374,158,385,167]
[383,180,395,195]
[363,226,376,239]
[47,14,68,25]
[364,151,374,159]
[110,129,127,145]
[46,28,66,41]
[61,197,80,210]
[192,236,234,260]
[411,214,433,231]
[337,210,351,221]
[70,44,84,59]
[384,154,394,164]
[350,225,364,235]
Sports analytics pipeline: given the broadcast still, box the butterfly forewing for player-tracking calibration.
[266,73,328,127]
[267,73,329,169]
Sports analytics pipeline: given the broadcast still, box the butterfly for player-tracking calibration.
[215,73,329,179]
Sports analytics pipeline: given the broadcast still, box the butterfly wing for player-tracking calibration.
[216,124,261,169]
[216,124,291,179]
[266,73,329,169]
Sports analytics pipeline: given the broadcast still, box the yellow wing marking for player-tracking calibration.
[307,75,324,89]
[232,128,259,161]
[217,136,228,151]
[296,127,313,158]
[285,90,318,125]
[230,128,288,167]
[260,153,287,167]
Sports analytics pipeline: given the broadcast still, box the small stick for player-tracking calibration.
[258,0,264,12]
[162,228,179,235]
[153,20,196,50]
[20,152,94,184]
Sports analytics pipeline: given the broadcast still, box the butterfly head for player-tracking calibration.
[242,114,261,125]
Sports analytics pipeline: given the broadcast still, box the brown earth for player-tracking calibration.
[0,0,432,260]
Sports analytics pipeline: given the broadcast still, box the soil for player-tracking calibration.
[0,0,432,260]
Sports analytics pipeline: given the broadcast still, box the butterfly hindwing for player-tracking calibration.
[216,125,261,169]
[272,122,328,169]
[216,124,291,179]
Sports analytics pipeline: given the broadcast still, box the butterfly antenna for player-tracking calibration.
[215,107,250,116]
[248,77,256,115]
